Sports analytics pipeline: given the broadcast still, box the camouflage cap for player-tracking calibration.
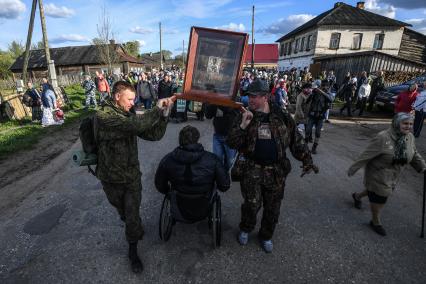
[179,125,200,146]
[246,79,269,96]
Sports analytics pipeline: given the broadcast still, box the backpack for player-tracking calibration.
[22,92,32,107]
[77,116,98,175]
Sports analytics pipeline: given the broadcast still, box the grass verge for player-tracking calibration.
[0,84,94,159]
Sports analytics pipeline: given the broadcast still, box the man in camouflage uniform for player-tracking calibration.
[94,81,173,273]
[227,79,318,253]
[82,75,97,108]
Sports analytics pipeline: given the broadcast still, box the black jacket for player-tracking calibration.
[157,80,173,99]
[306,88,333,118]
[155,143,230,194]
[205,105,239,136]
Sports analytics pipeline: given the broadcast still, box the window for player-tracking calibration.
[306,35,312,51]
[288,41,292,55]
[373,33,384,50]
[300,37,305,52]
[280,43,285,56]
[352,33,363,50]
[294,39,300,54]
[329,33,341,49]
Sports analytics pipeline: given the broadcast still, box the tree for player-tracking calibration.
[173,53,187,69]
[93,6,119,72]
[0,50,14,79]
[122,41,140,57]
[8,40,25,59]
[30,40,45,50]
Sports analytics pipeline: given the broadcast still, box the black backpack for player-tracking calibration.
[22,92,32,107]
[79,116,97,175]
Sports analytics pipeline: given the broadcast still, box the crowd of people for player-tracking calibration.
[86,74,425,274]
[23,77,64,127]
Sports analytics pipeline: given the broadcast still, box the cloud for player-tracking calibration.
[217,23,245,32]
[44,3,75,18]
[0,0,25,19]
[258,14,315,35]
[380,0,426,9]
[50,34,89,44]
[130,26,155,34]
[365,0,396,19]
[172,0,233,19]
[137,40,146,47]
[405,18,426,34]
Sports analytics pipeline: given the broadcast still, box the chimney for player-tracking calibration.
[334,2,344,8]
[356,2,365,9]
[109,39,116,45]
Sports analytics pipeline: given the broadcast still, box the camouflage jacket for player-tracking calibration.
[94,100,168,183]
[83,79,96,95]
[227,105,313,173]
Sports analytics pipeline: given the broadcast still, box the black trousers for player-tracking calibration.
[356,97,368,116]
[414,110,425,138]
[340,99,352,116]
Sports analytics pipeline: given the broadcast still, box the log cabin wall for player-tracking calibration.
[398,28,426,64]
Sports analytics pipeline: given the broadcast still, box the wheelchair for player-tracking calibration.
[159,188,222,248]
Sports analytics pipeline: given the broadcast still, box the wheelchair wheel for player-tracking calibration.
[159,195,173,241]
[212,195,222,248]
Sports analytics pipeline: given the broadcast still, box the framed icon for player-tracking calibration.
[181,26,249,108]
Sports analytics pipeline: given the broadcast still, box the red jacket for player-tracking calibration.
[97,76,110,93]
[394,90,417,113]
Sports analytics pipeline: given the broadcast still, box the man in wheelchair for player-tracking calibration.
[155,125,230,223]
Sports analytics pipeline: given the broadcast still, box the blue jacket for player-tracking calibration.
[41,88,56,108]
[274,88,287,107]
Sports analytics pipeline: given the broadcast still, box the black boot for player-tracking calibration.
[128,241,143,273]
[312,143,318,154]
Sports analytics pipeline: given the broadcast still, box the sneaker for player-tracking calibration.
[260,239,273,253]
[352,193,362,209]
[369,221,387,236]
[237,231,249,245]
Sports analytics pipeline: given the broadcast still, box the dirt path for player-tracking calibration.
[0,121,80,209]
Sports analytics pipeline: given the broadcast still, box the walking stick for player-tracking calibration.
[421,172,425,238]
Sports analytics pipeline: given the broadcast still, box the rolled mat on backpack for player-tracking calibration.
[72,150,97,166]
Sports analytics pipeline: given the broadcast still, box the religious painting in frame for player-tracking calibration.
[181,26,249,108]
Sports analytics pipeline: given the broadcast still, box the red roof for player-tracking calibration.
[244,44,278,64]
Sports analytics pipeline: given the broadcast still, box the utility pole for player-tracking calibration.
[159,22,163,70]
[251,5,255,70]
[22,0,37,85]
[182,40,185,69]
[38,0,57,87]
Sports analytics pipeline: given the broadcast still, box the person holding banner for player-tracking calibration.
[348,112,426,236]
[227,79,318,253]
[94,81,173,273]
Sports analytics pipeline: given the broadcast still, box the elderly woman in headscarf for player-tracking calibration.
[41,82,62,127]
[348,112,426,236]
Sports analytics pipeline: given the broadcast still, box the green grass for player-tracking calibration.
[0,84,94,159]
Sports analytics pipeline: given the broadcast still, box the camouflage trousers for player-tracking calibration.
[101,178,144,243]
[85,92,97,107]
[239,163,286,240]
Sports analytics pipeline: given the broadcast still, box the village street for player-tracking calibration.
[0,115,425,284]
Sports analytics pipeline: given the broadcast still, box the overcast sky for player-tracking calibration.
[1,0,426,56]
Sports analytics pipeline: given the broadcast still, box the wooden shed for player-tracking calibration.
[313,50,426,84]
[9,43,153,79]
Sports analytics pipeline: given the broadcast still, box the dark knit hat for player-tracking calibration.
[179,125,200,146]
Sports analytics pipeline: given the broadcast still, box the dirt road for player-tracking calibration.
[0,115,425,283]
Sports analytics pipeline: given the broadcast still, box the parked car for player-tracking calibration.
[375,74,426,112]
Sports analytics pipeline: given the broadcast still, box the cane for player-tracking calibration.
[421,172,425,238]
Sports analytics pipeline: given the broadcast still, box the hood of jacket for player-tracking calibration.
[171,143,205,164]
